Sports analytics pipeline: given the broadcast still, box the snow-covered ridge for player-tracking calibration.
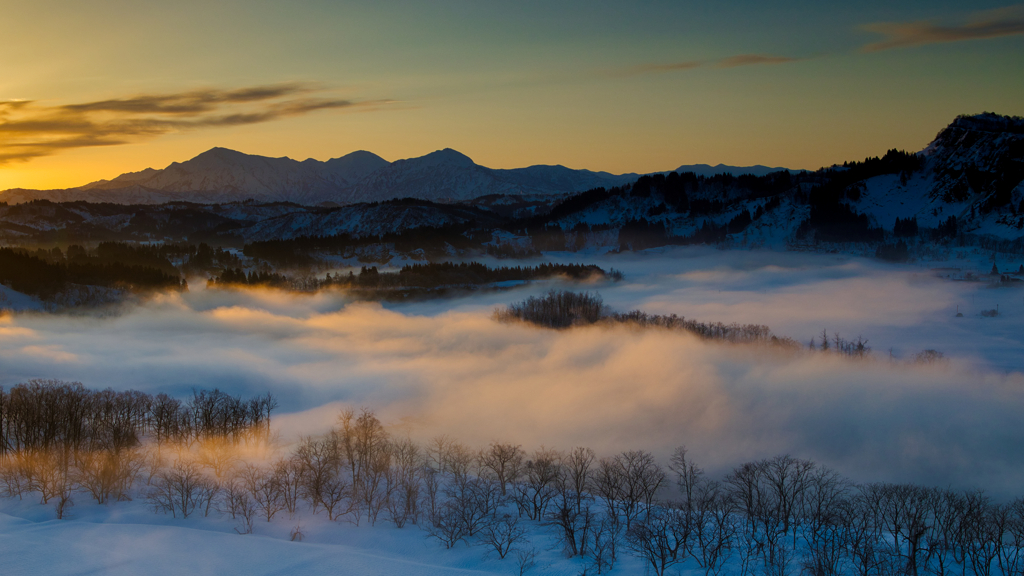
[848,112,1024,237]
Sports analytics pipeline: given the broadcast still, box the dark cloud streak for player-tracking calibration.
[714,54,800,68]
[613,60,703,77]
[0,84,391,165]
[60,83,313,115]
[862,6,1024,51]
[612,53,800,77]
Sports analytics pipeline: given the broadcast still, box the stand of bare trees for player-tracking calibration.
[611,310,782,345]
[809,329,872,357]
[494,290,608,328]
[495,290,801,348]
[5,393,1024,576]
[0,380,276,520]
[0,380,277,454]
[624,450,1024,576]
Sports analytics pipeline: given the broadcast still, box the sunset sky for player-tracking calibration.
[1,0,1022,190]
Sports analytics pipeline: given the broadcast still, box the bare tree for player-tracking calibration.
[512,448,561,521]
[761,455,815,541]
[274,457,304,517]
[923,489,965,576]
[592,456,625,524]
[547,446,597,557]
[479,442,525,497]
[194,436,241,480]
[563,447,596,515]
[445,441,476,486]
[420,466,441,521]
[961,490,1000,576]
[514,547,537,576]
[28,449,75,505]
[75,447,144,504]
[868,483,935,576]
[0,454,31,499]
[425,434,475,483]
[426,500,468,549]
[616,450,665,529]
[699,485,737,576]
[385,437,421,527]
[724,456,816,576]
[361,438,393,525]
[73,450,120,504]
[221,479,258,534]
[797,466,852,576]
[450,477,502,538]
[326,475,355,521]
[341,409,391,525]
[586,514,622,574]
[239,463,285,522]
[426,435,455,474]
[669,446,703,512]
[148,459,217,519]
[548,495,595,557]
[480,513,527,559]
[53,483,73,519]
[997,498,1024,576]
[625,506,689,576]
[294,433,342,514]
[847,486,892,576]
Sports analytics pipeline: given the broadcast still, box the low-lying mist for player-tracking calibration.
[2,248,1023,495]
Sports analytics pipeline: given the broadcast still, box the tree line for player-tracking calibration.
[241,224,484,267]
[0,380,276,454]
[209,262,618,296]
[516,170,794,234]
[0,247,186,299]
[494,291,799,347]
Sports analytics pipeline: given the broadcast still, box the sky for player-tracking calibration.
[0,0,1022,190]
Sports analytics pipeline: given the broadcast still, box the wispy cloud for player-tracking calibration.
[612,53,800,77]
[714,54,800,68]
[861,4,1024,52]
[614,60,703,77]
[0,84,393,165]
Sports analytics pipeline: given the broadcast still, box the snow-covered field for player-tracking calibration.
[0,495,607,576]
[2,246,1023,575]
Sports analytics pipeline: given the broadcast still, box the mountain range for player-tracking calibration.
[0,113,1021,253]
[0,148,791,206]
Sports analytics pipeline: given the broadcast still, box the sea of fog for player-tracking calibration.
[2,246,1023,495]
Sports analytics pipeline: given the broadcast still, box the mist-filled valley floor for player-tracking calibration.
[2,246,1024,575]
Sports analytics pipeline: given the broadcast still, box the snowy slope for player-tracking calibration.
[241,201,501,241]
[847,114,1024,238]
[0,507,559,576]
[0,284,44,311]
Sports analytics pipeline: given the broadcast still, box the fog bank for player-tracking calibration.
[2,248,1023,495]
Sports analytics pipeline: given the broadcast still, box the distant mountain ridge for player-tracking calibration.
[1,113,1021,252]
[672,163,790,178]
[0,147,791,206]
